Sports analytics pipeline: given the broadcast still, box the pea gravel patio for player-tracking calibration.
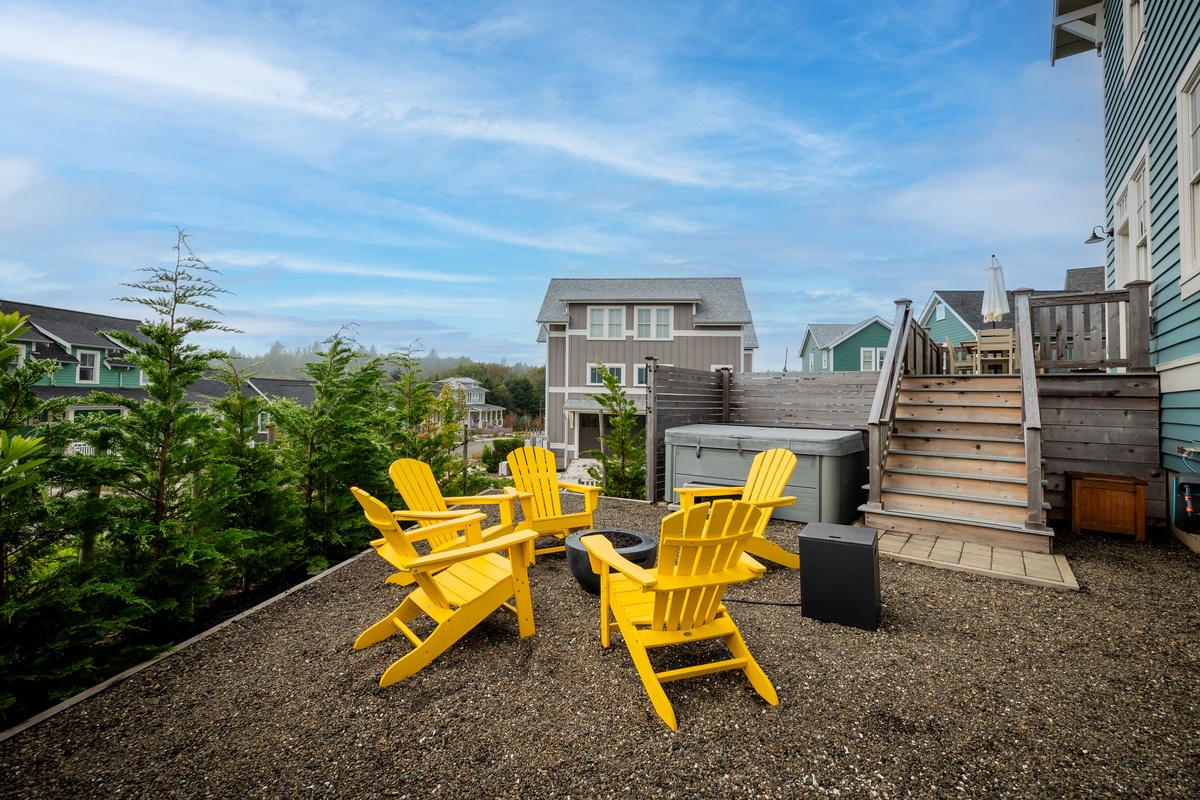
[2,496,1198,799]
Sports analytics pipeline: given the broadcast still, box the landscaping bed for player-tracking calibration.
[2,497,1197,799]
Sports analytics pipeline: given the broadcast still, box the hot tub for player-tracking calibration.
[664,424,867,524]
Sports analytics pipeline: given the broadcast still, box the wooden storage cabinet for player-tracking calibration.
[1066,471,1148,542]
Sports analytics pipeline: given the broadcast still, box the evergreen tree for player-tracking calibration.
[585,363,646,500]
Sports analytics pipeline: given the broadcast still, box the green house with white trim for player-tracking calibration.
[1052,1,1200,549]
[798,316,892,372]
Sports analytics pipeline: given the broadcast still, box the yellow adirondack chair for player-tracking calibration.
[673,448,799,568]
[370,459,522,586]
[506,445,600,560]
[582,500,779,730]
[351,487,539,686]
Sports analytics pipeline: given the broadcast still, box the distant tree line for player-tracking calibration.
[0,232,508,727]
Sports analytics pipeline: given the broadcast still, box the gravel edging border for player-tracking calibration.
[0,547,375,744]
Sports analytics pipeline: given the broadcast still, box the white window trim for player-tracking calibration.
[1123,0,1146,78]
[935,304,946,321]
[587,306,625,340]
[1178,42,1200,299]
[821,351,829,369]
[634,306,674,340]
[588,362,624,386]
[76,349,101,384]
[13,342,26,368]
[859,347,888,371]
[1113,141,1152,290]
[635,364,648,386]
[807,352,814,372]
[257,411,271,434]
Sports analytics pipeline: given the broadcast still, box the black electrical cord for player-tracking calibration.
[722,596,803,607]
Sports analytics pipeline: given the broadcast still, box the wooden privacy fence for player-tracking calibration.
[643,359,876,502]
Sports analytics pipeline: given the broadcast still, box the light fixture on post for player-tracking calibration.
[1085,225,1113,244]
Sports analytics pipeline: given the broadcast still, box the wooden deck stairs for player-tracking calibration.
[863,374,1053,554]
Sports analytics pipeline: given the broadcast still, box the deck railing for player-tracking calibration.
[1013,292,1046,530]
[1014,280,1152,373]
[866,298,944,509]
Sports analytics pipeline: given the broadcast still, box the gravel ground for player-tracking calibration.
[2,496,1199,799]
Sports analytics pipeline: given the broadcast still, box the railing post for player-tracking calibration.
[867,298,911,510]
[1125,280,1152,372]
[721,367,731,423]
[643,357,658,502]
[1013,290,1044,530]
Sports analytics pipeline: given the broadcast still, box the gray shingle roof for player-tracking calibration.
[536,278,756,347]
[1064,266,1105,292]
[806,323,858,348]
[1,299,146,350]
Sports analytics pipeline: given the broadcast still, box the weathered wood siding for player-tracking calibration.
[730,372,876,429]
[645,365,725,501]
[1101,0,1200,475]
[1037,373,1165,522]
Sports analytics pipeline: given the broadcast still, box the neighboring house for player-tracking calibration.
[1053,0,1200,547]
[1,299,149,422]
[536,277,758,465]
[430,376,506,429]
[798,317,892,372]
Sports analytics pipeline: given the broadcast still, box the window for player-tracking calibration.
[12,342,25,368]
[588,307,624,339]
[1179,43,1200,299]
[139,368,148,386]
[635,306,672,339]
[257,412,271,434]
[1114,143,1151,289]
[859,347,888,371]
[76,349,100,384]
[1123,0,1145,75]
[935,303,946,321]
[711,364,733,375]
[635,364,648,386]
[807,353,814,372]
[588,363,623,385]
[821,351,829,369]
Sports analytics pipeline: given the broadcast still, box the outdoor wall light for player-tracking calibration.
[1085,225,1114,244]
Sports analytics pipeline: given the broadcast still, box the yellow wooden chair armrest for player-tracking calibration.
[748,495,796,510]
[581,534,657,588]
[393,509,478,522]
[558,481,601,511]
[674,484,746,498]
[402,526,540,573]
[440,486,520,507]
[400,511,488,549]
[651,564,764,592]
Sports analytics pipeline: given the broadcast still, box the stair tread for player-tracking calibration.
[892,432,1023,443]
[890,448,1025,463]
[881,486,1032,507]
[897,401,1019,409]
[860,505,1053,535]
[884,467,1028,484]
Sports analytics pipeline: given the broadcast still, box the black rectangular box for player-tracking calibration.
[799,523,880,630]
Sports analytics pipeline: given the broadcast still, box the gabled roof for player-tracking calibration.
[802,316,891,350]
[247,377,317,407]
[536,277,758,348]
[1,299,146,351]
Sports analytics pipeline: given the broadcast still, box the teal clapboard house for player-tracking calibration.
[798,317,892,372]
[1052,1,1200,546]
[1,299,150,421]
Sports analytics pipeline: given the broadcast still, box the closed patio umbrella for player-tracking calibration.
[982,254,1010,327]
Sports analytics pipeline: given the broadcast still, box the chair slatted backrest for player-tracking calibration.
[351,487,451,609]
[652,501,762,632]
[977,328,1014,353]
[507,446,563,518]
[741,449,797,506]
[389,458,448,514]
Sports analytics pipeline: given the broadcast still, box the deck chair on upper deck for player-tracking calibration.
[370,458,522,586]
[582,500,779,729]
[975,328,1015,374]
[673,447,799,568]
[352,487,539,686]
[506,445,600,561]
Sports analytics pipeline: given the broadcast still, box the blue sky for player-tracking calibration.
[0,1,1103,370]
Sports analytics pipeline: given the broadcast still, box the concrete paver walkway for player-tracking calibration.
[877,531,1079,591]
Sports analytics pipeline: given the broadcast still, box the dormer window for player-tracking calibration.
[76,350,100,384]
[588,307,624,339]
[635,307,672,339]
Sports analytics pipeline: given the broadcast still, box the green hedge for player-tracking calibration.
[480,438,525,472]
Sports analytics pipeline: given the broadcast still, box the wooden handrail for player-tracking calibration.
[1014,290,1046,531]
[867,299,912,509]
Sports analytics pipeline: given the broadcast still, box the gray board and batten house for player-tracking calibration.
[1052,1,1200,548]
[536,277,758,466]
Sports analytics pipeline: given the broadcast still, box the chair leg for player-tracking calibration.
[624,633,678,730]
[723,627,779,706]
[354,594,423,650]
[744,536,800,569]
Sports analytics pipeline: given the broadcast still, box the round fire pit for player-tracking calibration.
[564,529,658,595]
